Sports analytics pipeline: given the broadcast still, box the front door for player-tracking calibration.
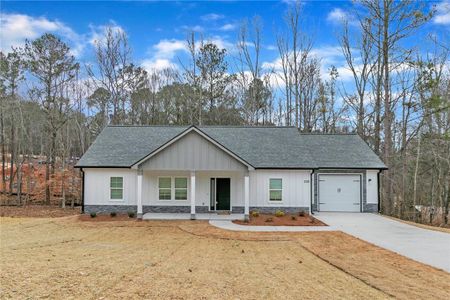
[215,178,230,211]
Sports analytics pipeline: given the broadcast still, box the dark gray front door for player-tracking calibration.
[215,178,230,211]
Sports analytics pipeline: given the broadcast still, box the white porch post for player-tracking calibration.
[244,175,250,221]
[137,169,143,219]
[190,171,196,220]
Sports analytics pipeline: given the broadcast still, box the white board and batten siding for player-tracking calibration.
[250,170,311,208]
[139,132,247,171]
[84,168,137,206]
[366,170,379,204]
[141,170,244,208]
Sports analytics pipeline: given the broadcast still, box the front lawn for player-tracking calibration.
[1,217,449,299]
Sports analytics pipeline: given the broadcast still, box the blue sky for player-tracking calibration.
[1,0,449,83]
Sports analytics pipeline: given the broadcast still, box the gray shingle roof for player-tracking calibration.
[298,134,387,169]
[76,125,386,169]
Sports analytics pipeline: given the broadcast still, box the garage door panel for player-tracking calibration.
[319,175,361,212]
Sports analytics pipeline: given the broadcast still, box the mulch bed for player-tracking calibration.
[0,205,81,218]
[233,213,327,226]
[78,214,137,222]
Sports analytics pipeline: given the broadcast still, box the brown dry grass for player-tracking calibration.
[0,217,385,300]
[294,232,450,300]
[0,205,81,218]
[1,217,449,300]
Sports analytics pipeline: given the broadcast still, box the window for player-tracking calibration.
[175,178,188,200]
[269,178,282,201]
[158,177,172,200]
[110,177,123,200]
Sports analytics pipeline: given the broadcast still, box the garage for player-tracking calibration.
[318,174,361,212]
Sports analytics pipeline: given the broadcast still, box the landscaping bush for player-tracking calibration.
[299,211,305,217]
[251,211,259,217]
[265,217,273,222]
[275,210,285,217]
[110,212,117,217]
[90,212,96,218]
[291,215,297,220]
[128,211,135,218]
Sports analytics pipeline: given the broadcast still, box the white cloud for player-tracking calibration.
[0,12,85,56]
[201,13,224,21]
[326,8,358,26]
[141,58,178,72]
[207,36,234,52]
[219,23,237,31]
[141,39,188,72]
[152,39,188,59]
[89,22,125,46]
[262,45,355,82]
[434,0,450,25]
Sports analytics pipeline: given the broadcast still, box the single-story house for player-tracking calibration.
[75,125,387,219]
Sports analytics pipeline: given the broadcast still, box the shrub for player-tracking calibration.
[90,212,97,218]
[251,211,259,217]
[128,211,135,218]
[265,217,273,223]
[299,211,305,217]
[110,212,117,217]
[291,215,297,220]
[275,210,285,217]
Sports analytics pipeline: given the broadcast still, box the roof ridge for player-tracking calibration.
[107,125,297,129]
[299,132,358,135]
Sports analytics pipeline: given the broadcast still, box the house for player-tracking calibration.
[75,125,387,219]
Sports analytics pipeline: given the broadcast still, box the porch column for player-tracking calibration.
[244,175,250,221]
[190,171,196,220]
[137,169,143,219]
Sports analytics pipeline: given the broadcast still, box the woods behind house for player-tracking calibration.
[1,1,449,225]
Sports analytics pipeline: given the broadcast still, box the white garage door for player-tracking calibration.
[318,174,361,212]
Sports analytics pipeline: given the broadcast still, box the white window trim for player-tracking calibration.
[158,176,172,201]
[157,176,189,202]
[109,176,124,202]
[268,178,283,203]
[174,177,188,201]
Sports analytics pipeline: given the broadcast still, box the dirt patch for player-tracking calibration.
[0,205,80,218]
[233,213,326,226]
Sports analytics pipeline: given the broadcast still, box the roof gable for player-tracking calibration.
[137,129,249,171]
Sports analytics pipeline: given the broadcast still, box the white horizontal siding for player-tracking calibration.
[84,168,137,205]
[140,131,247,171]
[249,170,311,208]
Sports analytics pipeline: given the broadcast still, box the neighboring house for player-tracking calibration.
[75,125,387,219]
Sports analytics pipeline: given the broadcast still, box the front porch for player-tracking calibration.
[136,170,250,220]
[143,212,245,221]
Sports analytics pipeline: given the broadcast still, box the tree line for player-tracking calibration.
[1,1,449,225]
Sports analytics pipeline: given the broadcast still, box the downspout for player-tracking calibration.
[310,170,314,215]
[377,170,381,213]
[81,168,85,214]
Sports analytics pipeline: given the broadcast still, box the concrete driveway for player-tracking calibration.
[314,212,450,273]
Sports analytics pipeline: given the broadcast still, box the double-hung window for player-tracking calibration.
[269,178,282,202]
[174,178,188,200]
[158,177,172,200]
[110,177,123,200]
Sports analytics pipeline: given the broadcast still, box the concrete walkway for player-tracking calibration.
[209,220,335,232]
[314,213,450,272]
